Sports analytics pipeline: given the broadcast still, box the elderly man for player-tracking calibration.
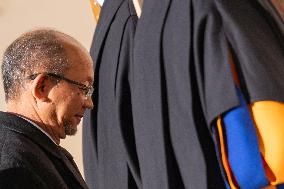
[0,29,93,189]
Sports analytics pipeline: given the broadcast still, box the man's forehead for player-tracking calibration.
[66,58,94,82]
[56,34,94,82]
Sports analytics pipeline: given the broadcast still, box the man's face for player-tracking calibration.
[49,44,94,139]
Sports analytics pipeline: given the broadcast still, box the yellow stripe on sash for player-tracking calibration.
[217,118,238,189]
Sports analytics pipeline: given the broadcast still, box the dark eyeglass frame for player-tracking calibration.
[27,72,94,98]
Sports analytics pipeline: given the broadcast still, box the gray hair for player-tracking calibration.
[1,29,70,101]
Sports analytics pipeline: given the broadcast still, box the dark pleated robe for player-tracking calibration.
[84,0,283,188]
[131,0,284,188]
[83,0,141,189]
[257,0,284,34]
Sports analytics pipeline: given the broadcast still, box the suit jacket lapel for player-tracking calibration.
[59,147,89,189]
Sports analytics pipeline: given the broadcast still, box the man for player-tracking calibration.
[0,29,93,189]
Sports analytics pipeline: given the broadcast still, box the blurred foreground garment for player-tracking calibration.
[83,0,141,188]
[83,0,284,188]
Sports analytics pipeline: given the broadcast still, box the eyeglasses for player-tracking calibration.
[27,72,94,98]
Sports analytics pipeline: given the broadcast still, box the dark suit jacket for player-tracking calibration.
[0,111,89,189]
[83,0,141,189]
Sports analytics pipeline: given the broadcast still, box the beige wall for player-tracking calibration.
[0,0,96,177]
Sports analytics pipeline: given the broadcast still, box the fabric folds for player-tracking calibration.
[83,0,141,188]
[84,0,284,188]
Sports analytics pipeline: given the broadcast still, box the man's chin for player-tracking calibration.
[66,130,77,136]
[65,126,78,136]
[63,121,78,136]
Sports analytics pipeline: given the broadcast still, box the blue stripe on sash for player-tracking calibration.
[222,87,269,189]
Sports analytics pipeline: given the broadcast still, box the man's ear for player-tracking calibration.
[31,74,52,102]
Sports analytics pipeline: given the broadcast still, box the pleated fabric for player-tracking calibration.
[131,0,284,188]
[83,0,141,188]
[84,0,284,188]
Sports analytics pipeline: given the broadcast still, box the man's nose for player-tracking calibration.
[84,96,94,109]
